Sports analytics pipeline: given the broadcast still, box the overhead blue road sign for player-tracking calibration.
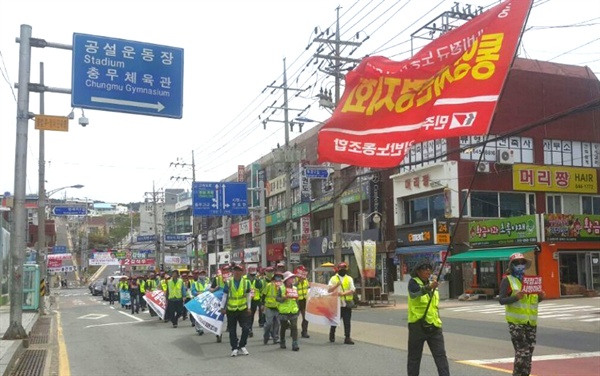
[193,182,248,217]
[52,206,87,216]
[136,235,156,243]
[53,245,67,254]
[304,166,330,179]
[71,33,184,119]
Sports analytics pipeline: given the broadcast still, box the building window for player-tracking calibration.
[544,139,600,167]
[582,195,600,214]
[470,192,530,218]
[403,193,445,224]
[547,195,562,213]
[459,135,534,163]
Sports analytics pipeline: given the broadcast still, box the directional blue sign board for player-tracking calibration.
[192,182,248,216]
[136,235,156,243]
[52,206,87,216]
[71,33,184,119]
[304,166,330,179]
[53,245,67,254]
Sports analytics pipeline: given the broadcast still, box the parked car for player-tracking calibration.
[89,280,104,296]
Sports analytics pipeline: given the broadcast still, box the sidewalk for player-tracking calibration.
[0,304,39,376]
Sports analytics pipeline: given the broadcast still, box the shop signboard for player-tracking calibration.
[544,214,600,242]
[469,215,538,246]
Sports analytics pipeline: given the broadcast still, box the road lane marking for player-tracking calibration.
[460,351,600,364]
[581,318,600,322]
[85,321,140,328]
[56,311,71,376]
[118,310,144,321]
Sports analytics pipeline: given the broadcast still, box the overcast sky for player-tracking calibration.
[1,0,598,204]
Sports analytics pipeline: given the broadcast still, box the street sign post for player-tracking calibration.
[52,206,87,216]
[71,33,184,119]
[192,182,248,216]
[304,166,331,179]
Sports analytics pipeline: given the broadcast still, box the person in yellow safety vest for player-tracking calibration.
[165,270,186,328]
[137,276,147,312]
[191,269,209,335]
[294,265,310,338]
[257,267,268,328]
[277,271,300,351]
[246,266,263,338]
[210,265,231,342]
[328,262,356,345]
[161,274,171,322]
[119,277,130,309]
[407,259,449,376]
[219,263,251,357]
[499,252,545,376]
[181,273,191,321]
[262,267,282,345]
[145,274,158,318]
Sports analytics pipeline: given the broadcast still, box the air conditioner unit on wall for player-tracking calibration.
[497,148,515,165]
[476,162,490,173]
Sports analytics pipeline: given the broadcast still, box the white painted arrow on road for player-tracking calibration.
[91,96,165,112]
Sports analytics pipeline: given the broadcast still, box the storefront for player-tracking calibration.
[447,215,540,297]
[447,214,600,299]
[307,229,381,286]
[539,214,600,298]
[394,220,452,298]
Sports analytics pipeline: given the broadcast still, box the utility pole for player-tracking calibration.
[6,25,73,339]
[169,152,199,269]
[313,7,362,265]
[36,62,47,315]
[4,24,32,340]
[145,183,164,271]
[263,58,307,271]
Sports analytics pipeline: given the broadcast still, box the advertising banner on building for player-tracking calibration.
[469,215,539,246]
[544,214,600,242]
[513,165,597,193]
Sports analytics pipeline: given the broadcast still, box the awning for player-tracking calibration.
[447,246,536,263]
[395,244,449,255]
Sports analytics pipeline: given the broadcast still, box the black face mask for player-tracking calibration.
[338,269,347,276]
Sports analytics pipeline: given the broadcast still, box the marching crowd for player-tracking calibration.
[104,252,544,376]
[105,261,356,358]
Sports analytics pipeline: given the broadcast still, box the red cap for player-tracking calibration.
[338,262,348,269]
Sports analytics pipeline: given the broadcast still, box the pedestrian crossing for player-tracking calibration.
[443,302,600,322]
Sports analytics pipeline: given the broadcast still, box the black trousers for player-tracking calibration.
[250,299,261,331]
[330,306,352,338]
[227,309,250,351]
[407,322,450,376]
[139,292,147,309]
[297,299,308,334]
[166,299,183,326]
[130,291,140,313]
[108,291,116,305]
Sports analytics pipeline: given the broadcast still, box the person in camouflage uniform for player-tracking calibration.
[499,253,545,376]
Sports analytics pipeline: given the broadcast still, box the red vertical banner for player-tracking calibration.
[237,165,245,182]
[318,0,533,168]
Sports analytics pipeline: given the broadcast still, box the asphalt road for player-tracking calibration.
[46,286,600,376]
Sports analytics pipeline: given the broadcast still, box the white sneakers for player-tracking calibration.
[231,347,249,357]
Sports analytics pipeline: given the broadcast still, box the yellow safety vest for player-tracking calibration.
[195,280,208,294]
[146,279,156,290]
[296,279,309,300]
[226,279,249,311]
[277,285,299,314]
[167,279,183,300]
[139,280,146,294]
[329,275,354,302]
[505,275,539,326]
[264,281,279,309]
[250,279,262,301]
[407,277,442,328]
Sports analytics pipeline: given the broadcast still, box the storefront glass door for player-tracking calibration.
[585,252,600,291]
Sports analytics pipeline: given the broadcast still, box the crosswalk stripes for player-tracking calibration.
[443,302,600,322]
